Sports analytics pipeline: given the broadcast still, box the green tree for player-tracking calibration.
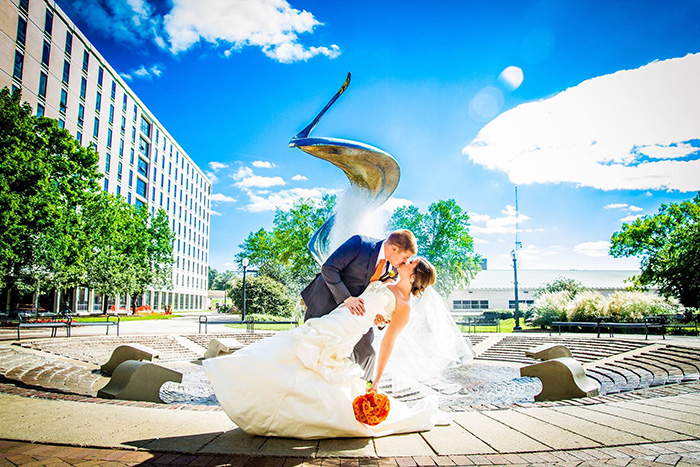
[237,195,335,295]
[388,199,481,296]
[0,87,100,297]
[610,193,700,308]
[208,266,218,290]
[229,275,295,319]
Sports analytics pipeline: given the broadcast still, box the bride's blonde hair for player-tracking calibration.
[411,257,436,297]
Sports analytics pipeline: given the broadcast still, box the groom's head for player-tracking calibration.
[385,230,418,267]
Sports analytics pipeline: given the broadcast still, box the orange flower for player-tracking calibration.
[353,391,390,426]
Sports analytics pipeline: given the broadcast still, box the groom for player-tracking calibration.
[301,229,418,379]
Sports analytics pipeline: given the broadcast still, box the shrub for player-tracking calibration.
[229,275,295,318]
[603,291,678,322]
[567,291,605,322]
[528,291,571,328]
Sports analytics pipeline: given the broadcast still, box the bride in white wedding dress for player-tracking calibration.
[203,257,450,439]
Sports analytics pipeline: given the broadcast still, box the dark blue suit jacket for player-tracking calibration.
[301,235,382,321]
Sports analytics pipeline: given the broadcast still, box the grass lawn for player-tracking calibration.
[456,318,537,333]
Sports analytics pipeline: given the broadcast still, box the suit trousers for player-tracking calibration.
[352,327,375,381]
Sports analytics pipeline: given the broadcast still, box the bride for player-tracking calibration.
[203,257,449,439]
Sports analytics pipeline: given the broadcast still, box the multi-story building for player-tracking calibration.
[0,0,211,313]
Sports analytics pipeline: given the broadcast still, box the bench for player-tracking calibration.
[69,314,120,336]
[550,317,665,339]
[17,313,72,340]
[97,360,182,403]
[101,343,159,374]
[203,337,244,359]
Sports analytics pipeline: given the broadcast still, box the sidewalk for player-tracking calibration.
[1,316,700,465]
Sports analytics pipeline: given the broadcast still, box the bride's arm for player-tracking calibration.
[369,301,409,392]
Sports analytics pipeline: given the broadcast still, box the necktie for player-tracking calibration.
[370,259,386,282]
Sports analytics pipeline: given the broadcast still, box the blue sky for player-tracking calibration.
[56,0,700,272]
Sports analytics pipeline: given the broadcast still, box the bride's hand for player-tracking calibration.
[374,314,387,328]
[368,380,379,393]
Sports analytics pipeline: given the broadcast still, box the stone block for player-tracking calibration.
[97,360,182,403]
[101,343,159,374]
[203,337,244,359]
[525,343,573,361]
[520,357,599,401]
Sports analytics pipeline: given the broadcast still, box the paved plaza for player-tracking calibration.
[1,312,700,466]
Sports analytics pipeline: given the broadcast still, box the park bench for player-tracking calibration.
[467,313,501,333]
[550,319,604,337]
[68,311,120,336]
[550,317,666,339]
[16,313,72,340]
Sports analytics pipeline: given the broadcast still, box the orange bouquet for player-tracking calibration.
[352,390,390,426]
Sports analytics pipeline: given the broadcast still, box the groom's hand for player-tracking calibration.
[344,296,365,315]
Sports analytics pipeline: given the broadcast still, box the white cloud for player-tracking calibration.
[243,187,335,212]
[574,241,610,258]
[210,210,222,216]
[620,214,643,222]
[209,161,229,171]
[468,205,531,235]
[252,160,276,168]
[123,63,165,80]
[604,203,628,210]
[463,54,700,192]
[232,166,254,180]
[498,66,524,91]
[162,0,340,63]
[628,205,643,212]
[236,175,285,189]
[292,174,308,181]
[210,193,237,203]
[205,171,219,184]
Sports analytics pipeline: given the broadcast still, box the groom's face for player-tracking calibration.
[386,245,413,268]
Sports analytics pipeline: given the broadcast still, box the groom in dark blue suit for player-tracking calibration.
[301,230,417,379]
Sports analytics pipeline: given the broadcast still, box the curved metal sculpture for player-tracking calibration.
[289,73,400,264]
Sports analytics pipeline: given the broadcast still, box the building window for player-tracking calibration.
[13,51,24,81]
[453,300,489,310]
[77,104,84,126]
[76,131,82,144]
[36,103,44,117]
[107,128,112,149]
[131,126,136,143]
[105,153,111,173]
[38,72,48,99]
[120,116,126,134]
[119,139,124,157]
[44,9,53,36]
[140,116,151,137]
[130,148,134,164]
[41,40,50,67]
[109,104,114,124]
[133,105,138,122]
[137,157,148,177]
[19,0,29,13]
[80,77,87,100]
[122,94,127,111]
[16,16,27,47]
[59,88,68,114]
[135,198,145,209]
[104,178,108,191]
[65,31,72,56]
[136,179,147,198]
[62,59,70,84]
[129,170,133,187]
[93,117,99,139]
[138,137,149,158]
[152,186,156,201]
[116,185,121,196]
[97,67,104,87]
[508,300,534,310]
[117,162,123,181]
[58,118,64,129]
[82,50,89,73]
[111,81,116,100]
[95,92,101,112]
[153,167,157,182]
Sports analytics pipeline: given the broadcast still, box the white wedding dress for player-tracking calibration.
[203,282,448,439]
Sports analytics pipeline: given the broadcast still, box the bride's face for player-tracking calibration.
[398,258,419,278]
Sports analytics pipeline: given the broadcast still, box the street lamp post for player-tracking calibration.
[241,258,249,322]
[512,249,522,331]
